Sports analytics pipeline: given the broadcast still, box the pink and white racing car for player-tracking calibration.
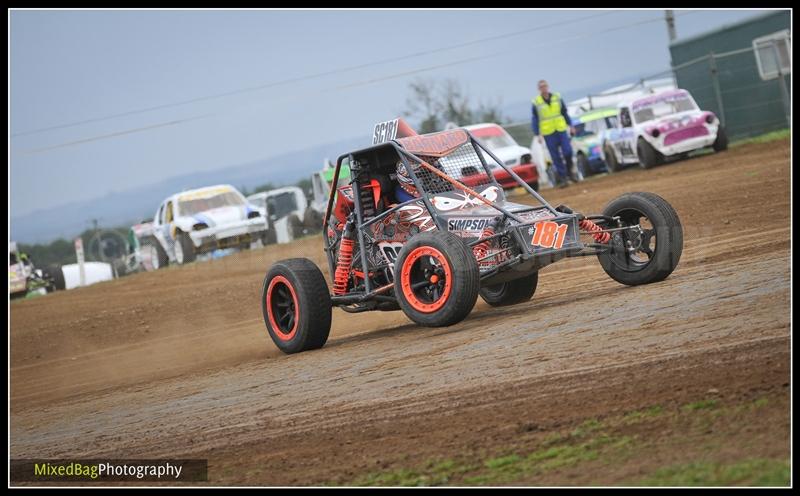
[602,88,728,170]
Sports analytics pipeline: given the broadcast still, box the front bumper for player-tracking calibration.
[494,163,539,189]
[657,129,717,156]
[189,217,269,251]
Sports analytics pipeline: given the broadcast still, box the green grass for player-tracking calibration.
[349,458,476,487]
[335,396,785,487]
[683,399,718,411]
[346,418,634,486]
[752,397,769,409]
[623,405,664,424]
[638,458,790,486]
[730,128,789,147]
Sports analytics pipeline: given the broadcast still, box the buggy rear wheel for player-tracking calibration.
[480,272,538,307]
[262,258,332,353]
[597,192,683,286]
[394,231,479,327]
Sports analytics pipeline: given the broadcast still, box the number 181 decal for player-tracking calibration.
[530,221,569,249]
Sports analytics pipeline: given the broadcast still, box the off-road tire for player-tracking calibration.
[598,192,683,286]
[479,272,538,307]
[394,231,479,327]
[261,258,332,354]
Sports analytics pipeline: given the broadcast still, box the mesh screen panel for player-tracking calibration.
[408,143,496,195]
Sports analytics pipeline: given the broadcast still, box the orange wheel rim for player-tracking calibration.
[400,246,453,313]
[266,275,299,340]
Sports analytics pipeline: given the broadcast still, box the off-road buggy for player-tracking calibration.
[261,119,683,354]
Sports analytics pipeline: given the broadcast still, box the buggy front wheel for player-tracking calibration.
[394,231,479,327]
[597,192,683,286]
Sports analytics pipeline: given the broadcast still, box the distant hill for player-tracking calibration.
[11,135,365,244]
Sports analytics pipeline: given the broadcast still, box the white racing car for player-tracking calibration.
[602,88,728,170]
[150,184,269,267]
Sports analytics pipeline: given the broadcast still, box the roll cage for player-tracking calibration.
[320,130,592,301]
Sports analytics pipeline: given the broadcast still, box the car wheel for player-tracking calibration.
[174,232,196,265]
[577,153,591,178]
[287,214,304,239]
[302,209,324,234]
[604,144,621,172]
[46,264,66,291]
[151,243,169,270]
[637,138,662,169]
[479,272,538,307]
[597,192,683,286]
[713,126,728,152]
[394,231,479,327]
[261,258,332,354]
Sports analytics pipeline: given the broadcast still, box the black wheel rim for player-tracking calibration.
[270,282,296,334]
[408,255,448,305]
[607,207,657,272]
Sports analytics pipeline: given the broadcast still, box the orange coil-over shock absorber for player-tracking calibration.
[473,227,494,259]
[473,217,501,259]
[579,218,611,243]
[333,223,355,295]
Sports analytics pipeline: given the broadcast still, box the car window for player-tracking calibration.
[633,96,698,124]
[178,191,244,216]
[249,196,266,209]
[266,192,299,219]
[574,122,590,137]
[620,108,632,128]
[157,203,165,225]
[165,201,174,223]
[475,133,515,150]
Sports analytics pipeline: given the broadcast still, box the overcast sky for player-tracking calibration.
[10,9,771,216]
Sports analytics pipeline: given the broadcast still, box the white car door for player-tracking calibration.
[617,107,638,162]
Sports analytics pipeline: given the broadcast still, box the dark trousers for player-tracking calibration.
[544,131,573,180]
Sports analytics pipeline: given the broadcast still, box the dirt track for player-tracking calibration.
[10,140,791,486]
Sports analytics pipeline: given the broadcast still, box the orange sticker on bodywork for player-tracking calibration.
[530,221,569,250]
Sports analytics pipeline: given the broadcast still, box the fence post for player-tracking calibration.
[771,41,791,127]
[708,52,726,127]
[588,94,593,110]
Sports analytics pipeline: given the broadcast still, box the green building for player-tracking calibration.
[669,10,791,139]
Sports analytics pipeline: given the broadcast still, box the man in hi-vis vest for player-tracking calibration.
[532,80,575,188]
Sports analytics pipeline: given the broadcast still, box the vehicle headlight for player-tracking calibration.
[247,211,261,219]
[520,153,532,164]
[192,222,209,231]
